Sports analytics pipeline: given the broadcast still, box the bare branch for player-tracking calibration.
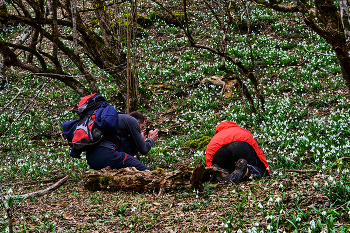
[71,0,78,54]
[285,169,318,173]
[301,44,336,57]
[0,87,22,117]
[15,175,69,199]
[251,0,299,12]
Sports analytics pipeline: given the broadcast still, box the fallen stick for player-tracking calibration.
[15,175,69,199]
[3,174,67,187]
[285,169,318,173]
[335,157,350,163]
[151,84,172,89]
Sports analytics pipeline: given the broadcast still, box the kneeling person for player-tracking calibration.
[86,112,158,171]
[206,121,270,183]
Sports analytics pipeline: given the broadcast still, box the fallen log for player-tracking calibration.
[84,164,228,193]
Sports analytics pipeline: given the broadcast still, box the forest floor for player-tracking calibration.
[1,1,350,232]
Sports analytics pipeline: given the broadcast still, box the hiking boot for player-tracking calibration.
[226,159,249,183]
[211,164,229,182]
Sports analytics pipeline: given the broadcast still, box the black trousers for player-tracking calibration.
[212,141,266,177]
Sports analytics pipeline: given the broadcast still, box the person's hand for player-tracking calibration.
[148,129,158,141]
[141,129,147,141]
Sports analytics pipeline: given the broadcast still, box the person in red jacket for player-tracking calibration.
[206,121,270,183]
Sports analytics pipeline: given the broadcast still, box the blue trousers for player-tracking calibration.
[86,145,149,171]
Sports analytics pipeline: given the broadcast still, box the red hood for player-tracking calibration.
[215,121,240,134]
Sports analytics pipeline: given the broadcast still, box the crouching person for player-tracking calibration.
[61,93,158,171]
[206,121,270,183]
[86,112,158,171]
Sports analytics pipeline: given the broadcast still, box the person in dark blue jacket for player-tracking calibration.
[62,94,158,171]
[86,112,158,171]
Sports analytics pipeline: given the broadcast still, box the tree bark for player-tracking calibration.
[84,164,228,193]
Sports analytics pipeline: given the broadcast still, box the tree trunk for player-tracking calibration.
[334,44,350,90]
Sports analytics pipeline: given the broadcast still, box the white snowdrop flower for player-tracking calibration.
[258,202,263,209]
[280,209,285,214]
[241,185,245,189]
[328,176,334,182]
[310,220,315,229]
[260,230,265,233]
[237,230,243,233]
[7,188,13,194]
[232,190,236,194]
[322,165,326,169]
[255,222,260,226]
[307,228,312,233]
[131,207,136,212]
[129,224,133,228]
[322,211,327,216]
[296,217,301,222]
[4,214,7,219]
[275,197,282,203]
[313,181,318,187]
[248,227,257,233]
[267,225,273,230]
[221,222,228,228]
[279,183,284,188]
[279,172,283,176]
[324,181,329,187]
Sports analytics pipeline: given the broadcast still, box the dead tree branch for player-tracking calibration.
[15,175,69,199]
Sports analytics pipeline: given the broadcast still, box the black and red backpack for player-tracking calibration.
[70,93,107,149]
[62,93,120,158]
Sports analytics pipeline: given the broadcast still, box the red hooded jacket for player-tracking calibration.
[206,121,270,175]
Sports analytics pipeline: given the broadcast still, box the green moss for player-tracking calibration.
[155,147,168,153]
[183,136,211,151]
[136,13,153,28]
[117,13,148,42]
[151,11,187,27]
[151,168,166,176]
[90,18,99,28]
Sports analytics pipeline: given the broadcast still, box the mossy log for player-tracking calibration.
[84,163,228,193]
[150,11,187,27]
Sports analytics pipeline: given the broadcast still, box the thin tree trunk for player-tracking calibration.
[334,45,350,90]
